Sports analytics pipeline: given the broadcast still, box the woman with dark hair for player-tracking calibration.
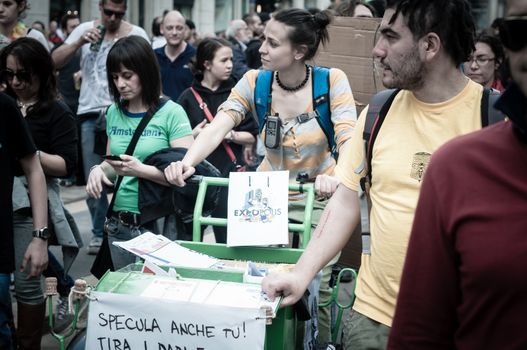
[86,35,193,270]
[165,8,357,347]
[0,0,49,50]
[177,37,258,243]
[464,32,506,92]
[0,37,78,349]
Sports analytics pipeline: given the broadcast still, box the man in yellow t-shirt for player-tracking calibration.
[263,0,486,349]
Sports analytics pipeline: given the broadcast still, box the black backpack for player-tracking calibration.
[357,87,505,254]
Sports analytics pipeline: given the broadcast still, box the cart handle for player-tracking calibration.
[192,176,315,248]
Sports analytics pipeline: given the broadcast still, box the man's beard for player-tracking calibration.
[382,48,426,90]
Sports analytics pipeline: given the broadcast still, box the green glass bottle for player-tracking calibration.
[90,24,106,52]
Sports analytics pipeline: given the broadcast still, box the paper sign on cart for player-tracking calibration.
[86,292,267,350]
[227,171,289,246]
[113,231,219,268]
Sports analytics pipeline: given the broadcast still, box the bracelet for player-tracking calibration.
[229,130,235,142]
[36,150,41,162]
[90,164,100,172]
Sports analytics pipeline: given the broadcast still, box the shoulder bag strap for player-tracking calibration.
[106,100,165,217]
[190,87,238,163]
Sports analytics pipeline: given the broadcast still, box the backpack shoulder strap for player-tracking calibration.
[358,88,399,256]
[254,70,274,133]
[311,66,335,155]
[481,88,506,127]
[356,88,400,190]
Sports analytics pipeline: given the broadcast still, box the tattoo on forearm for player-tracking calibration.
[314,209,331,239]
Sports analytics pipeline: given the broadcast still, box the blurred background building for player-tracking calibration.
[26,0,506,39]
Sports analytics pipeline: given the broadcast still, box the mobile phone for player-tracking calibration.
[264,114,281,149]
[102,154,122,161]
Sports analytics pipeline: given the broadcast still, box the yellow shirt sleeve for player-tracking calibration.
[335,106,369,191]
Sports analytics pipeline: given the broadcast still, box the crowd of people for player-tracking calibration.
[0,0,526,349]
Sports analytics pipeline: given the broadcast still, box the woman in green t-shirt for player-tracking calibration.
[86,36,193,269]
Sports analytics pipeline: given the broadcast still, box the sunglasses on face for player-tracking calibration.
[499,16,527,52]
[0,69,32,83]
[102,8,125,19]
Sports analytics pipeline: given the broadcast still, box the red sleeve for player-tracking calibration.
[388,156,459,349]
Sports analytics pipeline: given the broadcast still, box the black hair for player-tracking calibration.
[369,0,386,17]
[106,36,161,113]
[258,12,270,24]
[15,0,29,17]
[32,20,45,31]
[0,37,57,114]
[185,19,195,30]
[242,13,256,24]
[101,0,127,5]
[61,12,79,30]
[272,8,333,61]
[151,16,162,36]
[192,37,232,77]
[386,0,476,65]
[475,31,505,67]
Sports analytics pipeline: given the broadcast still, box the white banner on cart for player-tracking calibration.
[227,171,289,246]
[86,291,266,350]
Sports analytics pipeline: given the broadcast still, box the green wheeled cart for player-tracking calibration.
[85,176,354,349]
[187,176,316,349]
[189,176,357,347]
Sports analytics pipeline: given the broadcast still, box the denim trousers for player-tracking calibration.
[13,212,43,304]
[0,274,14,350]
[80,117,108,238]
[105,217,149,271]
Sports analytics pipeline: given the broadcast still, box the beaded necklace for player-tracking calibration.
[275,65,310,92]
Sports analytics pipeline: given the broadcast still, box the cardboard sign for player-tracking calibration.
[86,291,267,350]
[227,171,289,247]
[312,17,383,112]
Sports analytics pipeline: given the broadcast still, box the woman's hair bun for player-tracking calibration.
[313,10,332,30]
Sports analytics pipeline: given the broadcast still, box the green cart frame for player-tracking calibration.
[188,176,316,349]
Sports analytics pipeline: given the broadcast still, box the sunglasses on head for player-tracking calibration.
[103,8,125,19]
[0,69,32,83]
[498,16,527,52]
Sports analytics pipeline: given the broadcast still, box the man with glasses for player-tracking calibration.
[389,0,527,348]
[262,1,503,349]
[52,0,148,255]
[155,10,195,102]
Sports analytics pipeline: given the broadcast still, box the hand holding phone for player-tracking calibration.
[102,154,122,161]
